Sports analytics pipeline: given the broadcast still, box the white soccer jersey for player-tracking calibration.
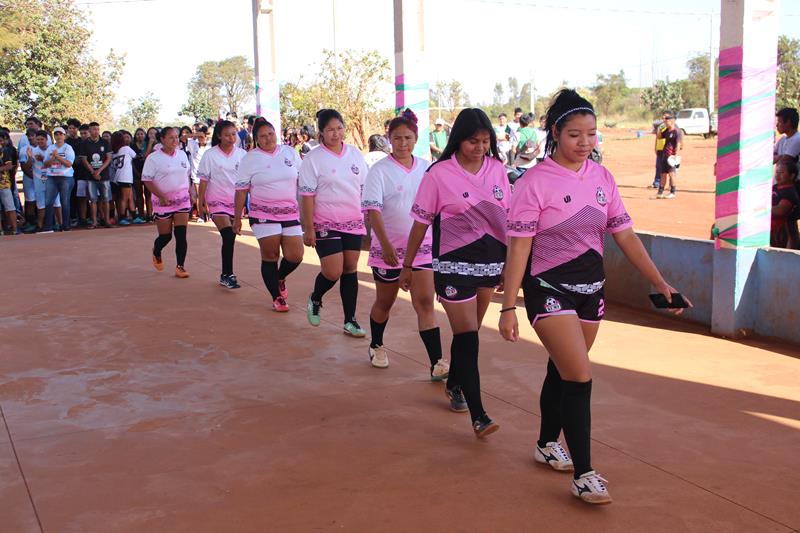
[141,148,191,214]
[197,145,247,216]
[237,145,302,221]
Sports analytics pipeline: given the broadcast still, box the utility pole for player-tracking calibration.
[708,12,715,115]
[252,0,281,132]
[394,0,430,157]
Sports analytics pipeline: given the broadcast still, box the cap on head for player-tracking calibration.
[53,127,66,135]
[434,118,445,126]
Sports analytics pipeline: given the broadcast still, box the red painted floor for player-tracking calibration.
[1,223,798,532]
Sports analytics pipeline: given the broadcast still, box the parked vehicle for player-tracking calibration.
[676,108,717,138]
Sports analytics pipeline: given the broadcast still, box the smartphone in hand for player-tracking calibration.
[649,293,690,309]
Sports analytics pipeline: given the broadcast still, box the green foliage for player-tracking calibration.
[641,80,685,114]
[777,36,800,110]
[279,49,391,150]
[182,56,254,119]
[591,70,630,116]
[119,92,161,131]
[430,79,470,120]
[0,0,125,128]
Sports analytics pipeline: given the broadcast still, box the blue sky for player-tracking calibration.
[77,0,800,121]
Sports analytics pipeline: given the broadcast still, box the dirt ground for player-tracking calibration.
[600,129,717,240]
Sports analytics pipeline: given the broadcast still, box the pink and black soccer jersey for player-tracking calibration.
[362,155,433,269]
[141,148,191,215]
[237,145,302,221]
[197,145,247,216]
[507,157,632,283]
[410,156,509,286]
[298,143,368,235]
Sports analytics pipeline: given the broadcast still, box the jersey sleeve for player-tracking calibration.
[141,153,157,182]
[298,156,318,196]
[361,164,385,212]
[506,175,540,237]
[410,172,439,225]
[196,149,212,182]
[605,171,633,233]
[65,145,76,165]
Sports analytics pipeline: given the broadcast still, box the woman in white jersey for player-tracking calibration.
[235,118,304,312]
[299,109,368,337]
[188,125,210,221]
[362,109,448,380]
[197,120,247,289]
[142,127,192,278]
[110,131,141,225]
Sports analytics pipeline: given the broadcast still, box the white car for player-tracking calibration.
[676,108,717,138]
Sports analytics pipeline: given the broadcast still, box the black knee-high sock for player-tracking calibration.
[153,232,172,259]
[419,327,443,368]
[261,260,279,298]
[537,359,563,447]
[370,317,388,348]
[173,225,187,266]
[219,226,235,275]
[278,259,300,280]
[446,333,461,391]
[452,331,484,422]
[561,379,593,478]
[339,272,358,323]
[311,272,337,302]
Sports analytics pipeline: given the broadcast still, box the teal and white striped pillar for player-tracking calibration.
[711,0,778,337]
[393,0,430,158]
[252,0,281,133]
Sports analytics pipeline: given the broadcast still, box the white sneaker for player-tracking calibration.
[666,193,676,199]
[369,345,389,368]
[571,471,612,504]
[656,192,665,199]
[430,359,449,381]
[534,441,574,471]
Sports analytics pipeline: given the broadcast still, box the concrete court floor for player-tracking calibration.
[1,223,799,533]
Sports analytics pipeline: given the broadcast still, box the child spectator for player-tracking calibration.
[771,158,800,248]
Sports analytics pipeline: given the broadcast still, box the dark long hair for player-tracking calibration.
[211,120,236,147]
[316,108,344,133]
[543,89,595,156]
[110,131,126,153]
[430,108,501,168]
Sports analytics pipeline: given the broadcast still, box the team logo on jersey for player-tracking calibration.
[595,186,607,206]
[462,192,470,198]
[445,286,458,298]
[351,164,360,175]
[564,195,571,203]
[544,297,562,313]
[284,157,293,167]
[492,185,504,200]
[181,161,188,169]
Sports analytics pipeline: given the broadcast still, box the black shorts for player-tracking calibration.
[154,208,191,220]
[315,230,363,259]
[523,274,605,325]
[118,182,132,189]
[433,274,498,303]
[372,264,432,284]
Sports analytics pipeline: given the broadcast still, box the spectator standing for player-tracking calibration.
[771,158,800,247]
[657,112,680,199]
[18,129,38,231]
[80,122,112,228]
[512,113,539,171]
[0,131,17,235]
[429,118,448,161]
[111,131,141,225]
[774,107,800,161]
[363,134,390,168]
[42,127,75,232]
[495,113,514,164]
[298,125,318,159]
[30,131,59,232]
[65,119,82,225]
[508,107,523,136]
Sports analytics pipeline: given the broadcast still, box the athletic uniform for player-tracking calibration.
[141,148,191,219]
[197,145,247,217]
[112,146,135,187]
[362,155,432,283]
[298,143,368,257]
[410,156,509,303]
[237,144,302,239]
[506,157,633,326]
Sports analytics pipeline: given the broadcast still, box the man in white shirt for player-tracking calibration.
[775,107,800,162]
[508,107,523,135]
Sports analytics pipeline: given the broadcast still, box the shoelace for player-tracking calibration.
[276,297,287,306]
[349,320,362,330]
[550,442,571,462]
[585,473,609,492]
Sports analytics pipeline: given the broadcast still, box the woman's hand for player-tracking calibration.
[496,271,505,293]
[381,244,399,267]
[232,218,242,235]
[653,281,693,315]
[303,228,316,247]
[399,267,412,292]
[499,309,519,342]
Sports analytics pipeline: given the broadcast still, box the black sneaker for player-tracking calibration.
[472,414,499,438]
[445,386,468,413]
[219,274,240,289]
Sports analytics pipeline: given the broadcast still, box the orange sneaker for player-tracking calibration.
[152,254,164,272]
[175,265,189,278]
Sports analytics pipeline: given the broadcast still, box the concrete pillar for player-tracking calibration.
[393,0,430,158]
[252,0,281,133]
[711,0,778,337]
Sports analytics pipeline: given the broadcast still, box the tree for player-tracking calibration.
[507,77,520,104]
[182,56,253,119]
[0,0,125,128]
[641,79,685,114]
[119,92,161,131]
[492,83,505,106]
[592,70,629,116]
[430,79,470,116]
[777,36,800,110]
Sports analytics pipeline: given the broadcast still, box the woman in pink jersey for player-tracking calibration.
[197,120,247,289]
[500,90,690,504]
[401,108,509,439]
[362,109,448,379]
[235,118,304,312]
[142,126,192,278]
[299,109,369,337]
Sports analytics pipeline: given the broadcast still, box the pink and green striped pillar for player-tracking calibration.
[393,0,430,158]
[712,0,778,337]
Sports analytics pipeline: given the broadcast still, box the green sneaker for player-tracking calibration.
[343,320,366,337]
[307,295,322,326]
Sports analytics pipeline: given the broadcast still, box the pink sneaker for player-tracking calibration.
[272,296,289,312]
[278,279,288,300]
